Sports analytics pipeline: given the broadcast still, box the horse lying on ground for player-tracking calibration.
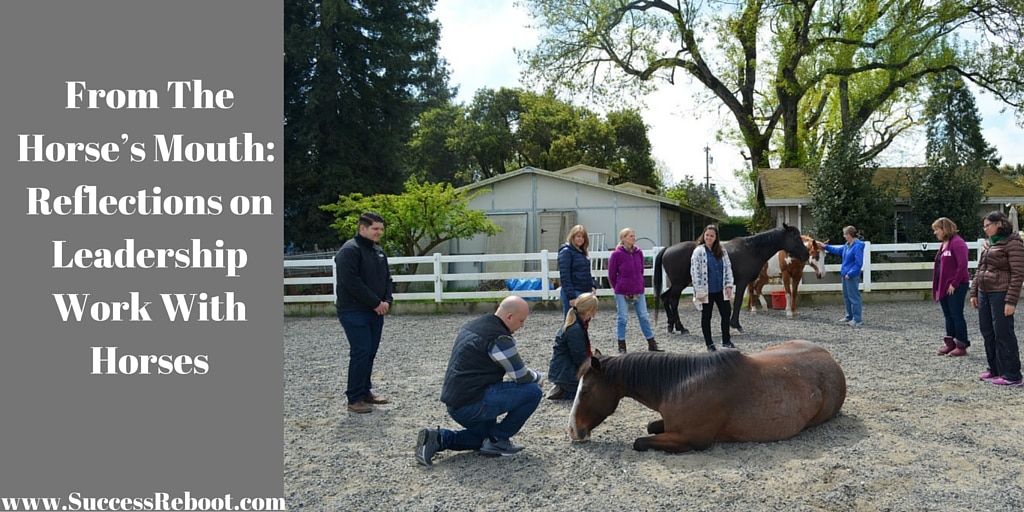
[568,340,846,453]
[653,224,809,334]
[746,235,828,318]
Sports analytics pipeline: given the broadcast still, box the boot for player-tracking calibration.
[617,339,627,354]
[948,339,968,357]
[706,343,717,352]
[937,336,955,355]
[647,338,663,352]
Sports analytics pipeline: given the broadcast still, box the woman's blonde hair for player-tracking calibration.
[618,227,635,246]
[563,292,598,332]
[566,224,590,256]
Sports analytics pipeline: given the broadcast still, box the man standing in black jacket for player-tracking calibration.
[334,212,393,414]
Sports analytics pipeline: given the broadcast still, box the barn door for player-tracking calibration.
[539,211,575,253]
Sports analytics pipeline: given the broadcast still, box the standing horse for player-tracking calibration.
[746,235,828,318]
[653,224,809,334]
[568,340,846,453]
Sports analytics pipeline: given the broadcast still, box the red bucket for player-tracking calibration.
[771,291,787,310]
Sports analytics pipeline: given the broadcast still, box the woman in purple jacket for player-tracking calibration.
[931,217,971,357]
[607,228,660,353]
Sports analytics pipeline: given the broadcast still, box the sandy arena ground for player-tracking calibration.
[284,299,1024,511]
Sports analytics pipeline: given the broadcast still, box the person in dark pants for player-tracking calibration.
[931,217,971,356]
[415,296,544,466]
[546,292,598,400]
[335,212,393,413]
[970,211,1024,386]
[690,224,735,352]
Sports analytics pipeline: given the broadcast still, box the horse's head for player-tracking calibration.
[568,355,621,442]
[781,223,810,262]
[804,236,828,278]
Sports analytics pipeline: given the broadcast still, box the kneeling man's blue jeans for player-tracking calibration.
[440,381,542,452]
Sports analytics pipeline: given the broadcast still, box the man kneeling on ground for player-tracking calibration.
[415,295,545,466]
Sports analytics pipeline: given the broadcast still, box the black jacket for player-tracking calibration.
[334,234,393,312]
[440,314,513,409]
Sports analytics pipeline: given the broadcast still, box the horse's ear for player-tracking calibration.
[590,355,603,371]
[593,348,602,357]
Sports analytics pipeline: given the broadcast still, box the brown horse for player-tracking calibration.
[568,340,846,453]
[746,236,828,318]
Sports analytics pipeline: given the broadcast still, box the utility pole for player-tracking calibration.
[703,145,712,189]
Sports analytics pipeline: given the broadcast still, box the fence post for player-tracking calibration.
[862,242,872,292]
[540,250,551,300]
[433,253,443,303]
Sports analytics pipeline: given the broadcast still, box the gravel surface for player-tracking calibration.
[284,299,1024,511]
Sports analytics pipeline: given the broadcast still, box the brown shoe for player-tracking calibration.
[346,401,372,414]
[364,394,389,405]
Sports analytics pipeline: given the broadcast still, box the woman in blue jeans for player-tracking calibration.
[931,217,971,356]
[817,226,865,328]
[607,227,659,352]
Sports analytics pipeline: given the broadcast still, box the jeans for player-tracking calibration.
[614,294,655,340]
[938,282,969,344]
[700,292,731,346]
[842,275,862,323]
[337,309,384,404]
[978,291,1022,380]
[439,381,542,452]
[560,289,572,318]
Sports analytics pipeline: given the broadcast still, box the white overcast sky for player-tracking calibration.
[431,0,1024,215]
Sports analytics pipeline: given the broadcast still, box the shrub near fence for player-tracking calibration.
[284,241,986,310]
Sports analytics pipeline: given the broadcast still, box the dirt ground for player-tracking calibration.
[284,299,1024,511]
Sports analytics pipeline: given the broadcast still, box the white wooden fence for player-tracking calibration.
[284,241,985,304]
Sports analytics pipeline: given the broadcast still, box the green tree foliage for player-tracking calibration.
[806,130,895,243]
[284,0,452,251]
[408,88,662,189]
[321,179,503,291]
[520,0,1024,216]
[907,72,996,242]
[663,176,727,218]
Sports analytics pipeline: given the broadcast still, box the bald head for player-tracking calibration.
[495,295,530,333]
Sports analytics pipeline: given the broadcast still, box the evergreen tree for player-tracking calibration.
[908,73,997,242]
[807,130,895,243]
[284,0,452,251]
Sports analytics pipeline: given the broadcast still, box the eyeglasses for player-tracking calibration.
[983,223,994,228]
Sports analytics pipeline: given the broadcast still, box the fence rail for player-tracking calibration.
[284,241,985,304]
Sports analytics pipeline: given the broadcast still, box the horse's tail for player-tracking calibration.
[653,246,665,327]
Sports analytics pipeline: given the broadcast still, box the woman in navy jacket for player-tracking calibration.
[558,224,597,317]
[546,293,598,400]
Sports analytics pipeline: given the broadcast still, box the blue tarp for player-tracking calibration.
[506,278,551,300]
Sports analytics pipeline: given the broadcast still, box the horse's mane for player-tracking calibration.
[598,350,746,403]
[731,225,791,251]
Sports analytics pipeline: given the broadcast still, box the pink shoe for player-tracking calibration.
[990,377,1024,387]
[979,371,997,381]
